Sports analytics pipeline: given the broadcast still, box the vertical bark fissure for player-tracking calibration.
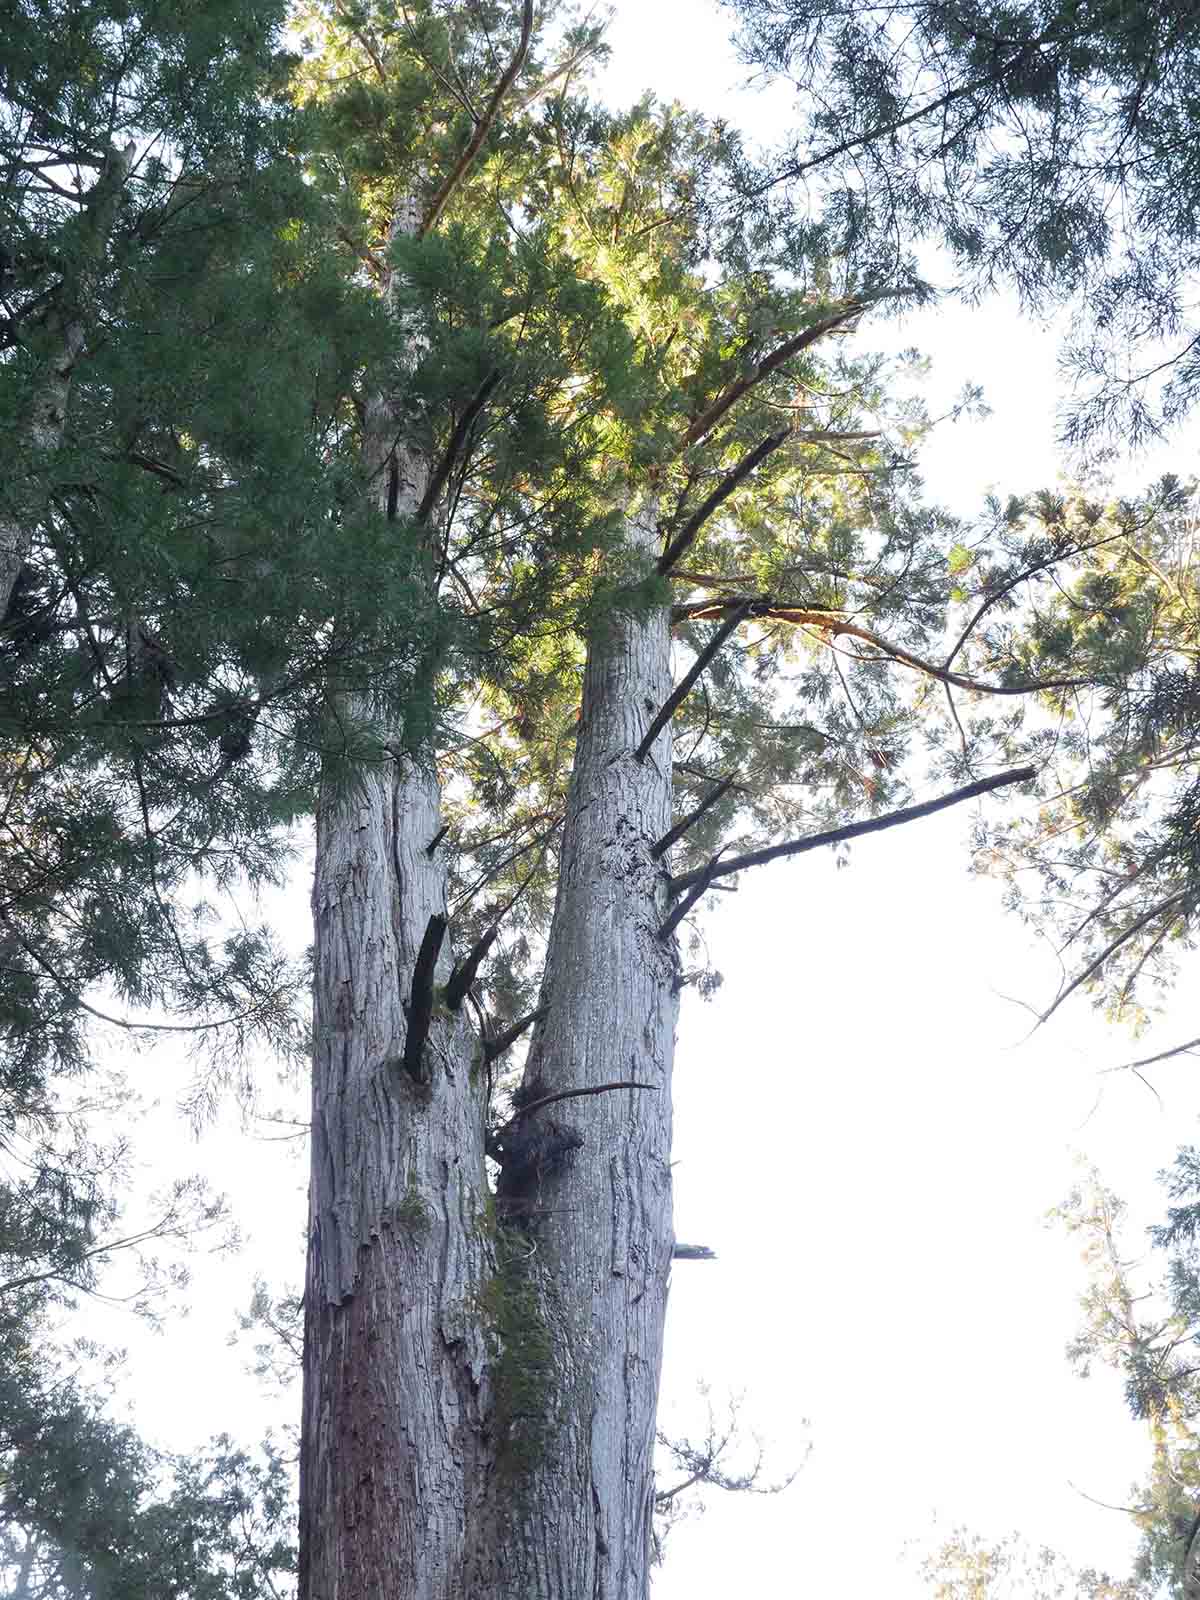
[1,141,135,619]
[491,497,679,1600]
[299,195,491,1600]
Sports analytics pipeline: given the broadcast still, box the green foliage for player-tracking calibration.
[724,0,1200,445]
[916,1527,1136,1599]
[1043,1166,1200,1597]
[961,480,1200,1022]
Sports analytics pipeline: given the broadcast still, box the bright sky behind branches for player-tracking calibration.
[95,3,1200,1595]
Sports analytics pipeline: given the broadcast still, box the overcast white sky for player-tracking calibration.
[90,4,1200,1596]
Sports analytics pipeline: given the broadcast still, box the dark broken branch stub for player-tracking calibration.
[424,823,450,857]
[443,923,498,1011]
[401,913,447,1083]
[481,1004,548,1064]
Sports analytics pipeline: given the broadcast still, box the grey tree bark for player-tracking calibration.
[298,195,493,1600]
[300,150,682,1592]
[487,497,680,1600]
[0,142,134,620]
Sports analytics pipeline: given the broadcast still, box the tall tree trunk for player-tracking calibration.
[487,497,679,1599]
[298,196,492,1600]
[0,142,134,619]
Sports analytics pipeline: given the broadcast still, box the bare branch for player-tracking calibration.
[668,766,1036,896]
[482,1005,547,1064]
[505,1080,656,1123]
[1101,1035,1200,1076]
[444,924,497,1011]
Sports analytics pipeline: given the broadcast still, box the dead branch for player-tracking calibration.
[504,1080,656,1123]
[444,923,498,1011]
[402,913,447,1082]
[482,1005,548,1064]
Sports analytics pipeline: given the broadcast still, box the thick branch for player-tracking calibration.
[678,296,899,453]
[652,776,736,859]
[482,1004,547,1064]
[672,1243,717,1261]
[668,767,1036,896]
[658,433,790,574]
[659,849,730,943]
[415,369,502,522]
[636,603,753,763]
[444,923,497,1011]
[401,913,447,1082]
[418,0,534,236]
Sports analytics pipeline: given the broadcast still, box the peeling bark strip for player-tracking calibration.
[495,496,679,1597]
[0,142,135,619]
[299,193,491,1600]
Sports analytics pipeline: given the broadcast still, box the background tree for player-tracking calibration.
[721,0,1200,448]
